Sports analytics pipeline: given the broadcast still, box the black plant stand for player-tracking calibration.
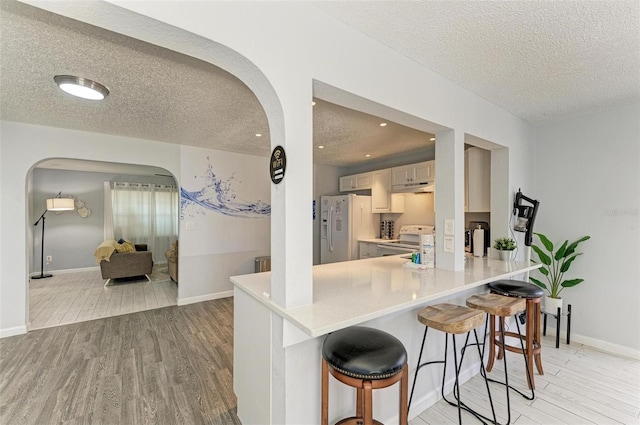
[542,304,572,348]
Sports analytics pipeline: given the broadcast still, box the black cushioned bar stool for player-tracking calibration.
[322,326,408,425]
[466,293,533,425]
[409,304,496,424]
[488,280,545,390]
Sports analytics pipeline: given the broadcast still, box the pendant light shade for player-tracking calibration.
[46,197,75,211]
[54,75,109,100]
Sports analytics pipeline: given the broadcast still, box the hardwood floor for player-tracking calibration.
[1,299,239,425]
[3,296,639,425]
[29,265,178,331]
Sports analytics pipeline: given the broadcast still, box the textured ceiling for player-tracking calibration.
[313,1,640,123]
[2,1,638,175]
[0,0,431,169]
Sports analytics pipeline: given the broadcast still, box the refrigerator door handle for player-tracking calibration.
[328,206,333,252]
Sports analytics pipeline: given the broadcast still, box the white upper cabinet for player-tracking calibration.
[391,160,435,185]
[371,169,404,213]
[465,147,490,212]
[339,172,372,192]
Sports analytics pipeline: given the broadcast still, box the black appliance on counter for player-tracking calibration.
[465,221,490,256]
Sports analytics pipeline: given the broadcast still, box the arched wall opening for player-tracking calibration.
[2,1,285,335]
[26,158,181,328]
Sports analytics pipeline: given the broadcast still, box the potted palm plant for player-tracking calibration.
[530,232,590,313]
[493,237,517,261]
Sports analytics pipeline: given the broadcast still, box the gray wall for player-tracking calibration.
[31,168,175,273]
[534,102,640,353]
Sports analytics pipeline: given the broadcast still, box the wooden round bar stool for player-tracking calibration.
[322,326,408,425]
[466,293,533,425]
[488,280,545,390]
[409,303,496,425]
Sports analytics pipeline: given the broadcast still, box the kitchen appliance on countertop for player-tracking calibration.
[380,220,394,239]
[376,225,435,256]
[320,194,378,264]
[466,221,489,256]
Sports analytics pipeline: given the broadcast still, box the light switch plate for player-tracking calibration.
[444,219,455,236]
[444,236,454,252]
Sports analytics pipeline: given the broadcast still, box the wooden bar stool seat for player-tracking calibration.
[410,303,496,424]
[322,326,408,425]
[488,280,545,390]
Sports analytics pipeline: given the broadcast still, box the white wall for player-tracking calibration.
[535,103,640,355]
[178,145,271,303]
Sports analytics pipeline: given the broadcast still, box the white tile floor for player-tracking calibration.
[410,335,640,424]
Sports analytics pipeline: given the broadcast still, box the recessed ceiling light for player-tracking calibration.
[365,154,371,158]
[312,101,316,106]
[318,145,324,149]
[379,122,387,127]
[429,137,436,141]
[256,133,262,137]
[54,75,109,100]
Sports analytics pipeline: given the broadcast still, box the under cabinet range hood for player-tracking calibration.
[391,181,435,193]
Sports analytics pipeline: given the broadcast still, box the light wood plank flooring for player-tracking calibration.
[29,265,178,330]
[410,335,640,425]
[3,296,639,424]
[1,299,238,425]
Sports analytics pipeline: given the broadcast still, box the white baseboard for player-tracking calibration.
[544,326,640,360]
[177,290,233,306]
[0,325,28,339]
[30,266,100,277]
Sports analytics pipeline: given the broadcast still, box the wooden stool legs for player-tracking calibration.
[485,298,543,390]
[322,358,408,425]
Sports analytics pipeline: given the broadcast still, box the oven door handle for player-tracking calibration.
[376,244,416,252]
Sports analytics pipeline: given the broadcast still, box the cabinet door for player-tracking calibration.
[354,173,372,190]
[465,148,490,212]
[371,169,391,212]
[414,160,434,182]
[339,175,355,192]
[359,242,378,259]
[391,165,412,185]
[340,172,372,192]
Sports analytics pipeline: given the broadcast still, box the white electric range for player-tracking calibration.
[376,225,435,256]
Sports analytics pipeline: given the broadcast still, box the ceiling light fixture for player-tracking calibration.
[365,154,371,158]
[379,122,387,127]
[318,145,324,149]
[429,137,436,141]
[256,133,262,137]
[312,101,316,106]
[54,75,109,100]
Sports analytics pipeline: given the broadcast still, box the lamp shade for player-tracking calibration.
[46,198,75,211]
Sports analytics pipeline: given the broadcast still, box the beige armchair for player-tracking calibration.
[165,240,178,283]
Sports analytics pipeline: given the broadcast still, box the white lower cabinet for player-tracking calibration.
[359,241,379,259]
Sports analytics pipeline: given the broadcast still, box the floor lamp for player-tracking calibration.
[32,193,75,279]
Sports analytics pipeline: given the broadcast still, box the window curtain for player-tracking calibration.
[103,181,114,240]
[110,182,178,263]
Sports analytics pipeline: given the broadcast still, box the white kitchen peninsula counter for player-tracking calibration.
[231,256,540,425]
[231,255,540,338]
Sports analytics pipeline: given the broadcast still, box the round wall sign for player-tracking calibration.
[270,145,286,184]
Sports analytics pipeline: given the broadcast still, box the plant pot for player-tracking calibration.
[544,296,563,314]
[498,250,514,261]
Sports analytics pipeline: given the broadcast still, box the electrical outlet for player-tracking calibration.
[185,221,195,230]
[46,255,52,262]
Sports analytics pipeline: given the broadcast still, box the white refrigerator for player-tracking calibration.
[320,194,378,264]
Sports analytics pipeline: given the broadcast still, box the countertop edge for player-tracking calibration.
[232,261,541,338]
